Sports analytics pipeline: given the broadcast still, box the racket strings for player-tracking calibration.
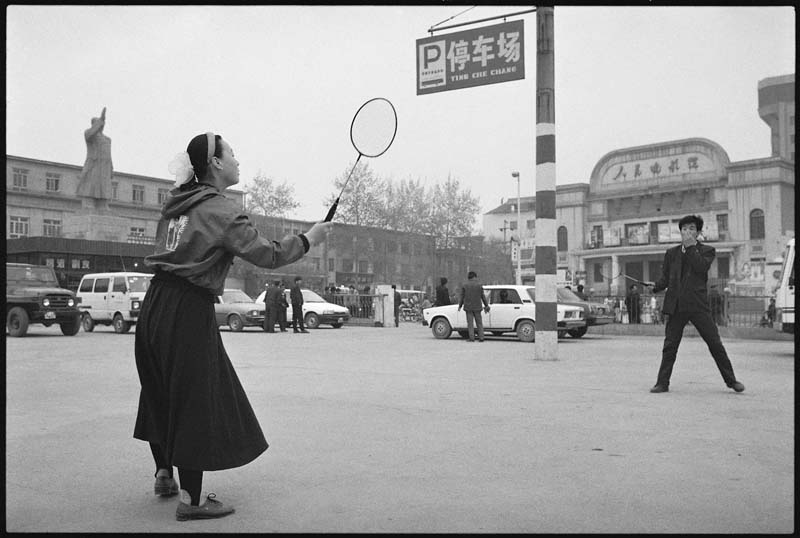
[350,99,397,157]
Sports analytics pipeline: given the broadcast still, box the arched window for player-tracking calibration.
[749,209,765,239]
[557,226,568,251]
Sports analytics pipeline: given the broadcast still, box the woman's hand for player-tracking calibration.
[304,221,333,247]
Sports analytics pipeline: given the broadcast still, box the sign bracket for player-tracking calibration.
[428,8,537,35]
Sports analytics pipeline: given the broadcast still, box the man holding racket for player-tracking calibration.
[642,215,744,393]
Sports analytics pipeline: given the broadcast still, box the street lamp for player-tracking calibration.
[511,171,521,285]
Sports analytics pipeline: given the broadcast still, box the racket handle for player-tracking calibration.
[324,199,339,222]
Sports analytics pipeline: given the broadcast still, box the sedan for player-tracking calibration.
[554,287,616,338]
[422,284,585,342]
[214,289,265,331]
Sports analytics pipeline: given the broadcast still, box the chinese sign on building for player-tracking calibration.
[601,152,714,185]
[416,20,525,96]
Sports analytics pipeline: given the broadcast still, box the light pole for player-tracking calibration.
[511,171,522,285]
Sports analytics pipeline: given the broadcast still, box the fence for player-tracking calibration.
[595,293,776,328]
[324,293,386,326]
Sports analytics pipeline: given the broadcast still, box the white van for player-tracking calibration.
[77,272,153,333]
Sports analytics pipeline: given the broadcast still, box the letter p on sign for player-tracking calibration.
[417,39,446,92]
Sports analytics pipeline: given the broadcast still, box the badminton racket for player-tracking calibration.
[324,97,398,222]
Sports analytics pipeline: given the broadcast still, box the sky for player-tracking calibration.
[6,5,796,225]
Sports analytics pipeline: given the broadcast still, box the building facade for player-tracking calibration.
[483,74,795,296]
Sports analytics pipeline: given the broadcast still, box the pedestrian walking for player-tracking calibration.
[625,284,641,324]
[277,281,289,332]
[457,271,490,342]
[290,276,308,333]
[133,131,331,521]
[393,285,401,327]
[644,215,744,394]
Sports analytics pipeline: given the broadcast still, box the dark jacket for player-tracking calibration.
[435,284,450,306]
[264,286,283,307]
[290,284,304,306]
[459,280,489,311]
[652,242,714,314]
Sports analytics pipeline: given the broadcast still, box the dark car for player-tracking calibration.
[214,289,265,331]
[6,263,82,337]
[556,287,615,337]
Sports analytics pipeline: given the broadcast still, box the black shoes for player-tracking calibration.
[154,476,179,496]
[649,385,669,393]
[729,381,745,392]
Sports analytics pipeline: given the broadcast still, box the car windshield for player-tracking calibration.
[302,290,326,302]
[127,275,152,293]
[6,265,60,287]
[557,288,583,302]
[223,290,254,303]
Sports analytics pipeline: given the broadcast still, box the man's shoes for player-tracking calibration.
[154,476,179,496]
[176,493,235,521]
[649,384,669,393]
[293,330,299,333]
[478,339,484,342]
[729,381,745,392]
[300,330,310,333]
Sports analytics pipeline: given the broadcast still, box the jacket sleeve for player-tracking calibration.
[685,243,715,274]
[652,249,671,293]
[221,211,307,269]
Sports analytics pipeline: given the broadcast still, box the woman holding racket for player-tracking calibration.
[133,132,331,521]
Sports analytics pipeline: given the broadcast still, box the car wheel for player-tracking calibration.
[228,314,244,332]
[305,312,320,329]
[491,331,504,336]
[331,323,343,328]
[430,317,452,339]
[81,313,95,332]
[516,319,535,342]
[113,313,131,334]
[61,317,81,336]
[7,307,29,337]
[568,326,588,338]
[457,330,470,339]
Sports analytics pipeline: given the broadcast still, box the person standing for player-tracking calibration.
[625,284,641,324]
[393,285,401,327]
[458,271,490,342]
[277,281,289,332]
[290,276,308,333]
[575,284,588,301]
[435,277,451,306]
[264,280,282,333]
[644,215,744,394]
[134,132,331,521]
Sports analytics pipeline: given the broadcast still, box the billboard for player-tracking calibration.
[416,20,525,95]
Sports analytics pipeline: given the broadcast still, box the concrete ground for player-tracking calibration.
[5,322,795,533]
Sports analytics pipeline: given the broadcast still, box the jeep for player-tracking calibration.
[6,263,82,337]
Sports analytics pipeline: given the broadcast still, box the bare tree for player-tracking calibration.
[324,161,385,227]
[245,172,300,217]
[427,174,481,249]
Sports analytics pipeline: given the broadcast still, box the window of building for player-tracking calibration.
[328,258,335,271]
[81,259,90,269]
[526,220,535,230]
[749,209,765,239]
[717,256,730,279]
[386,240,396,253]
[591,225,603,247]
[593,263,604,282]
[510,220,518,231]
[9,216,29,238]
[56,258,65,269]
[12,168,28,191]
[158,188,168,205]
[716,214,728,232]
[342,258,354,272]
[358,260,369,273]
[72,258,81,269]
[311,257,320,271]
[111,182,119,200]
[43,218,62,237]
[132,185,145,204]
[401,242,410,255]
[557,226,568,251]
[45,172,61,192]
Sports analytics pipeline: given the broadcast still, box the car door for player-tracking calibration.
[213,296,225,325]
[109,276,128,318]
[487,288,523,330]
[93,277,111,321]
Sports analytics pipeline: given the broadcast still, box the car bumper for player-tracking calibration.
[558,320,586,330]
[32,310,81,324]
[588,315,615,326]
[318,313,350,324]
[244,315,266,325]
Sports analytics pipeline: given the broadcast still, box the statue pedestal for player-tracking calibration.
[63,198,128,242]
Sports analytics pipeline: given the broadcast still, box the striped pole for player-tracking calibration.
[534,6,558,360]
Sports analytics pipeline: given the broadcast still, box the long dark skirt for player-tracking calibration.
[133,271,268,471]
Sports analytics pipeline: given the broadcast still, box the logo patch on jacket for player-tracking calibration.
[165,215,189,251]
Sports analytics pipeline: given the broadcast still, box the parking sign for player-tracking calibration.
[416,20,525,96]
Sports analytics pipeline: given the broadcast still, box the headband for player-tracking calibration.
[206,132,216,163]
